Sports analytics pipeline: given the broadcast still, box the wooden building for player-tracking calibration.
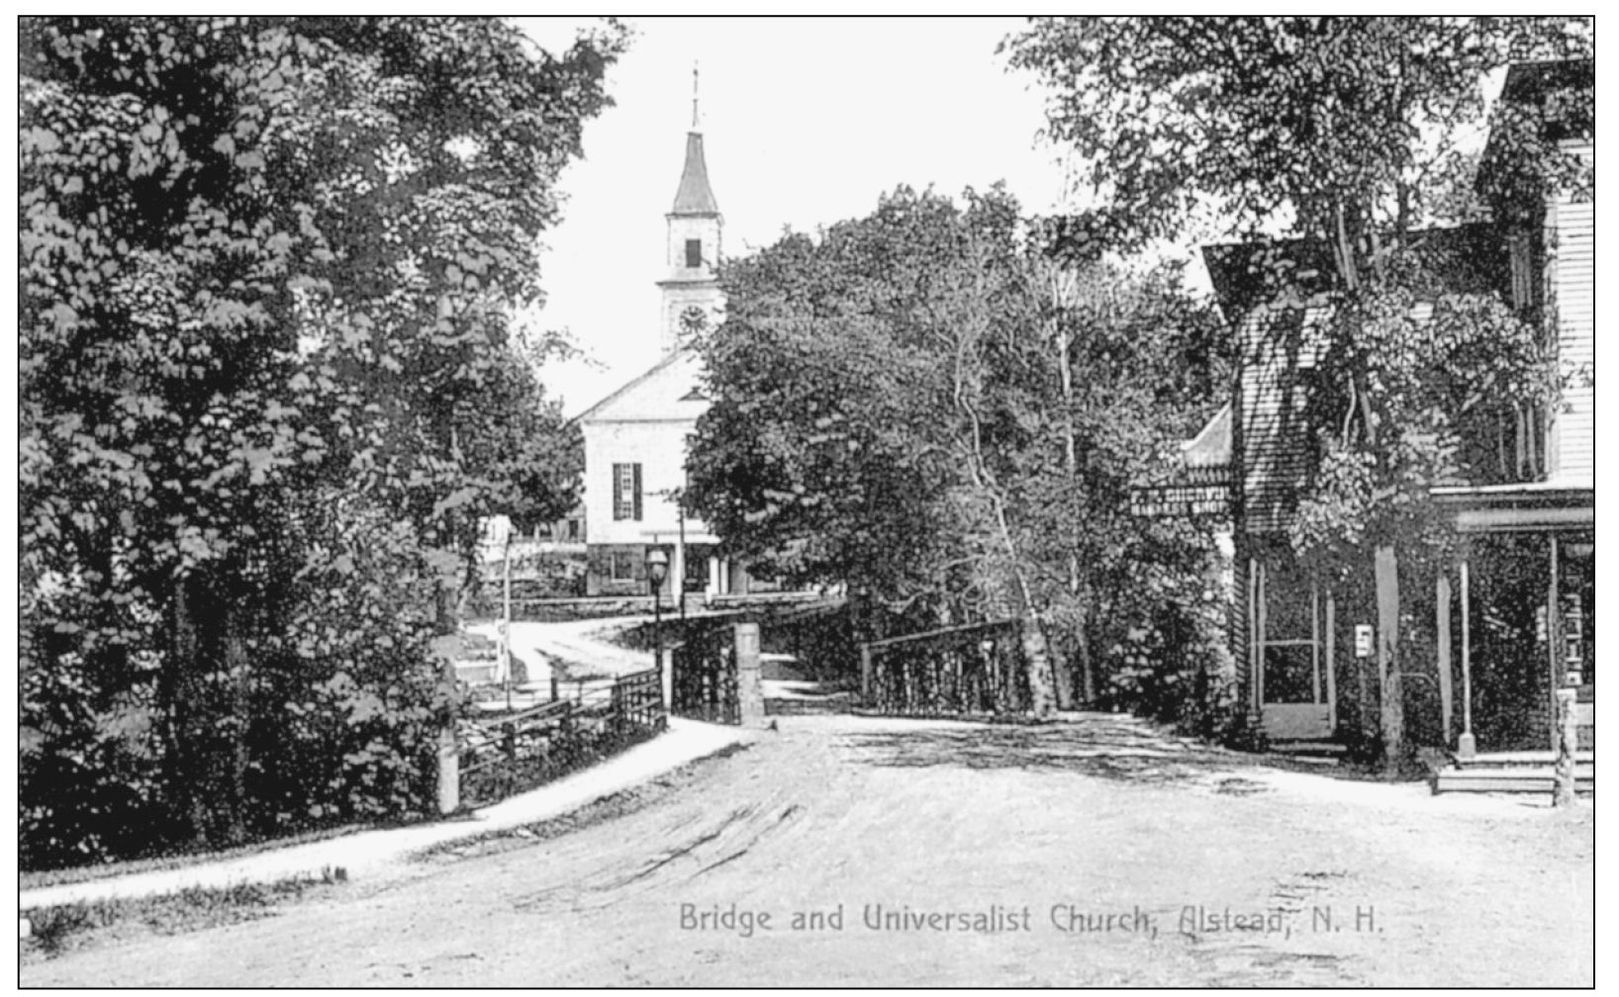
[1186,61,1593,780]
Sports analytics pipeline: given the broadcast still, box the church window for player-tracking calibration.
[685,239,703,268]
[613,463,642,521]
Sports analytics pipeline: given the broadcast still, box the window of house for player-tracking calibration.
[567,519,581,541]
[1509,232,1533,311]
[685,239,702,268]
[612,463,642,521]
[610,550,637,581]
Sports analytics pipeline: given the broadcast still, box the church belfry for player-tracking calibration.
[658,64,724,354]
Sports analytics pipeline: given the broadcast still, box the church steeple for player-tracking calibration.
[658,63,724,354]
[670,64,719,216]
[670,133,720,216]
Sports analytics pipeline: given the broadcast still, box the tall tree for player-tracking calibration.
[1006,16,1591,760]
[20,16,621,863]
[686,187,1229,717]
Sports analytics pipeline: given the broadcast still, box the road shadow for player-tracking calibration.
[838,715,1427,788]
[840,717,1252,787]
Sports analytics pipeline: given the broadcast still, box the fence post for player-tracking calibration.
[735,622,766,728]
[662,646,675,717]
[860,644,873,706]
[436,726,459,815]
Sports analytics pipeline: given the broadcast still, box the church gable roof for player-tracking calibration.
[574,348,708,424]
[671,132,720,216]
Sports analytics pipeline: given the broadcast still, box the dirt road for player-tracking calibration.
[24,714,1593,987]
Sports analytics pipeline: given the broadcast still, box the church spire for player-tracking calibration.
[671,62,719,216]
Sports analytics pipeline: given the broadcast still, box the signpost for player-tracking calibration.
[487,517,513,711]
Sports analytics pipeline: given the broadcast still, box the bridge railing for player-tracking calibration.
[859,618,1029,716]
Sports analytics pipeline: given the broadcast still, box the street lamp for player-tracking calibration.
[646,547,670,673]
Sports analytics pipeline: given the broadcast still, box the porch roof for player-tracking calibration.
[1430,481,1594,533]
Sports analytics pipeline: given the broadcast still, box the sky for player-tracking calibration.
[519,17,1076,417]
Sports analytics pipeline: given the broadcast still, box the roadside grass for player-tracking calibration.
[20,820,394,892]
[418,741,754,864]
[20,866,350,964]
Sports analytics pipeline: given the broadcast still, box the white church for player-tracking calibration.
[573,91,781,603]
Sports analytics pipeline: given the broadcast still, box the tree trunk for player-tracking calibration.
[1018,612,1058,717]
[168,575,212,845]
[1055,299,1084,712]
[1375,544,1405,768]
[1075,613,1097,705]
[225,604,251,846]
[1051,636,1075,710]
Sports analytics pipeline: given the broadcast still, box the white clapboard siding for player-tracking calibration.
[1549,140,1594,485]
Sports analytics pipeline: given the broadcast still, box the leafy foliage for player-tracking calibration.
[19,16,620,866]
[686,186,1233,720]
[1004,17,1592,248]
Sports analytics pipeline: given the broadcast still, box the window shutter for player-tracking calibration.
[612,464,624,521]
[632,464,643,521]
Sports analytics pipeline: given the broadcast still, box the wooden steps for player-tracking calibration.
[1434,752,1594,795]
[1268,739,1348,765]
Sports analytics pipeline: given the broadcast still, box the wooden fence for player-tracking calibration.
[458,668,666,806]
[859,618,1030,716]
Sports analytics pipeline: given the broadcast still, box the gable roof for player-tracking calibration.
[572,349,694,424]
[1181,403,1232,468]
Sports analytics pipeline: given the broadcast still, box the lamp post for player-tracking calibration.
[646,548,669,675]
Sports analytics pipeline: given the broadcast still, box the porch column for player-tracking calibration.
[1436,571,1454,746]
[1324,591,1337,733]
[1547,534,1561,752]
[1248,558,1262,718]
[1458,558,1476,758]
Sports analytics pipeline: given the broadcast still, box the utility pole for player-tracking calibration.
[498,518,513,711]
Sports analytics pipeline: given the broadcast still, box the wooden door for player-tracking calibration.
[1258,560,1333,741]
